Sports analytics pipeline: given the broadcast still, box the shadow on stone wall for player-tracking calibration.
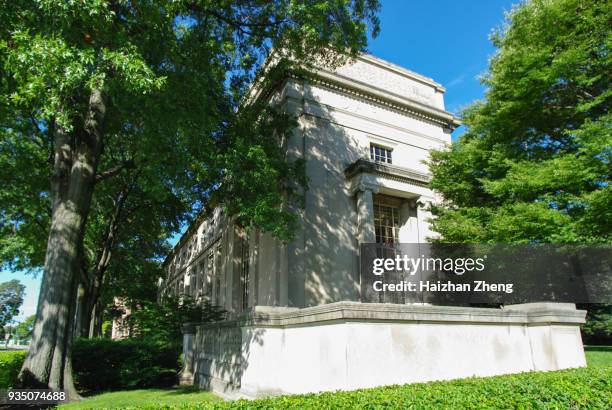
[189,320,266,397]
[287,86,376,307]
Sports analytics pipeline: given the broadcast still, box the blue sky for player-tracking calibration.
[368,0,517,138]
[1,0,518,323]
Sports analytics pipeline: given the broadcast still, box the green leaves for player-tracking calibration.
[218,104,306,241]
[0,1,380,312]
[429,0,611,244]
[0,350,27,389]
[218,365,612,409]
[0,279,25,328]
[125,296,225,345]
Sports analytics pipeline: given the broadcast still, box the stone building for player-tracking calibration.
[160,54,586,399]
[160,54,456,309]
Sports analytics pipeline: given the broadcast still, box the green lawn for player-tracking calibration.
[59,388,220,409]
[59,346,612,410]
[585,345,612,367]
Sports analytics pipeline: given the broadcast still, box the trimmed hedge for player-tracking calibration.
[72,338,181,392]
[0,350,26,388]
[201,366,610,409]
[0,339,181,392]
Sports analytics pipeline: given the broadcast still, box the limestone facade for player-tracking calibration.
[161,55,586,399]
[160,54,459,310]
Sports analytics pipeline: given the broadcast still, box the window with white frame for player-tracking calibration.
[370,144,392,164]
[374,196,400,244]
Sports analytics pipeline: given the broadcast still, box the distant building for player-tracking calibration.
[110,297,131,340]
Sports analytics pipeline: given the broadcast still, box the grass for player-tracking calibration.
[584,345,612,367]
[58,346,612,409]
[59,388,221,409]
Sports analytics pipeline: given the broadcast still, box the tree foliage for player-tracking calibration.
[0,279,25,328]
[125,297,225,346]
[13,315,35,341]
[0,0,380,394]
[429,0,611,244]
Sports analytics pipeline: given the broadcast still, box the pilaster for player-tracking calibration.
[355,182,379,244]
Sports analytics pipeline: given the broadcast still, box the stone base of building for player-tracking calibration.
[180,302,586,399]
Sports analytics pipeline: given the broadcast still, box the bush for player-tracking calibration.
[126,297,225,345]
[72,338,180,392]
[214,366,612,409]
[0,350,26,388]
[62,365,612,409]
[580,304,612,345]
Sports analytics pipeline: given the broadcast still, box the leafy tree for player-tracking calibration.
[429,0,610,244]
[428,0,611,344]
[0,116,193,337]
[14,315,36,341]
[0,129,191,338]
[0,280,25,329]
[1,0,380,396]
[125,297,225,346]
[76,169,191,338]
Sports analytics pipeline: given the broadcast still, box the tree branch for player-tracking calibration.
[95,160,135,182]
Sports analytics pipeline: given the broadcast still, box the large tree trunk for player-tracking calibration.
[19,90,106,399]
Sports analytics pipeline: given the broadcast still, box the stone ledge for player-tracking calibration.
[185,301,586,332]
[345,158,432,187]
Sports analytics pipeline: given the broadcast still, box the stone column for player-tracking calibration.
[356,184,377,244]
[354,182,378,303]
[399,198,420,243]
[179,323,196,386]
[416,199,432,243]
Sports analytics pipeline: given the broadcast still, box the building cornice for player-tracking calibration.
[185,301,586,330]
[303,70,461,131]
[345,159,432,188]
[162,208,225,270]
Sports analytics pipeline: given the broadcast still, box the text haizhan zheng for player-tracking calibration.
[373,280,514,294]
[371,254,514,294]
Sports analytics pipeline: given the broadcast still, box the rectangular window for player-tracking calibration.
[215,244,222,305]
[240,236,250,311]
[206,252,214,300]
[374,198,400,244]
[184,275,191,297]
[196,261,204,300]
[370,144,392,164]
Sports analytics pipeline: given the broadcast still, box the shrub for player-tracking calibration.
[580,304,612,345]
[210,366,611,409]
[72,338,180,392]
[126,297,225,346]
[0,350,26,388]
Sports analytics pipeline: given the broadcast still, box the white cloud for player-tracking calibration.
[446,74,466,88]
